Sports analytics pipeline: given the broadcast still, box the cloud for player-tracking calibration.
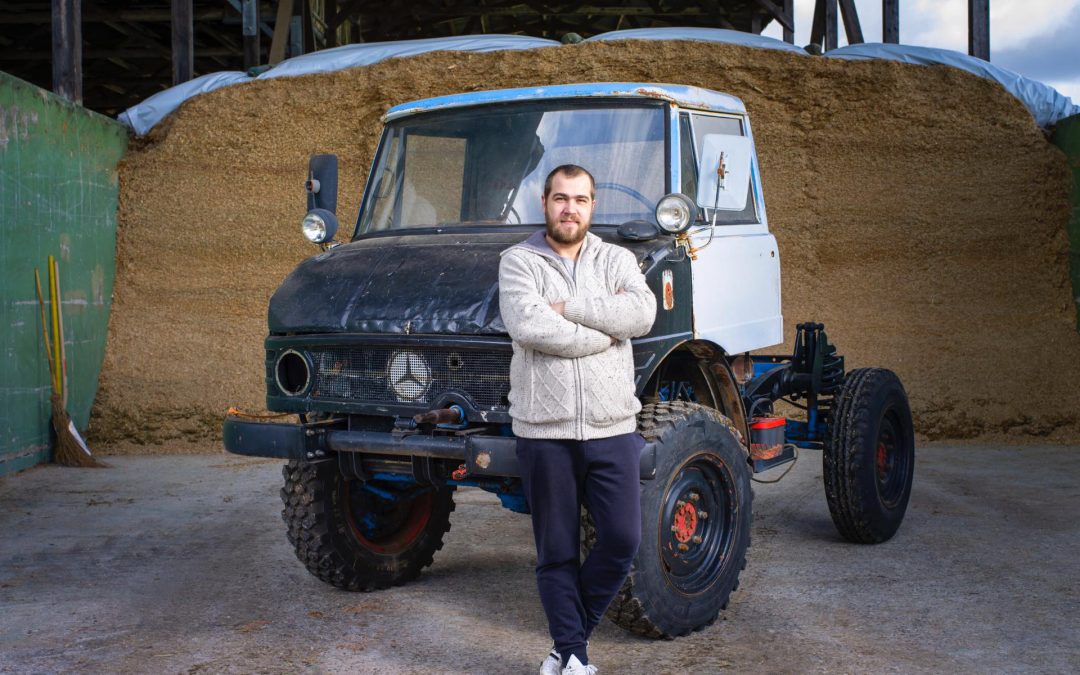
[990,0,1080,51]
[764,0,1080,52]
[993,4,1080,81]
[902,0,968,51]
[761,1,1080,96]
[1045,79,1080,104]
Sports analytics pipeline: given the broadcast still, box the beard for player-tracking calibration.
[545,213,590,245]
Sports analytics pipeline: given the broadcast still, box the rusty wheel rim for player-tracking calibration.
[659,454,735,595]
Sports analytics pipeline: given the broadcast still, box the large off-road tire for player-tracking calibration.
[824,367,915,544]
[585,401,752,638]
[281,460,454,590]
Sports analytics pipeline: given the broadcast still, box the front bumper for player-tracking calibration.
[223,416,657,480]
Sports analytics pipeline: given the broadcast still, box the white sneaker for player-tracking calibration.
[561,655,597,675]
[540,646,562,675]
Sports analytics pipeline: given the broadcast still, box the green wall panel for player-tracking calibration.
[1051,113,1080,332]
[0,72,128,476]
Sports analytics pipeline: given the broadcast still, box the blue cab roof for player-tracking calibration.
[384,82,747,121]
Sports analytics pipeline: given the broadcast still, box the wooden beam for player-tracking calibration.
[51,0,81,103]
[325,0,337,48]
[347,15,360,45]
[753,0,794,32]
[810,0,841,51]
[242,0,259,69]
[968,0,989,60]
[4,47,238,61]
[269,0,294,64]
[293,15,306,53]
[332,0,366,28]
[105,56,140,73]
[333,6,726,21]
[826,0,838,50]
[2,8,230,23]
[783,0,794,43]
[750,12,763,34]
[882,0,899,43]
[200,23,242,51]
[223,1,277,37]
[171,0,194,85]
[810,0,824,49]
[837,0,863,44]
[102,21,171,55]
[301,0,313,54]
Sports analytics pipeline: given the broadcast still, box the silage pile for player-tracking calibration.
[91,39,1078,451]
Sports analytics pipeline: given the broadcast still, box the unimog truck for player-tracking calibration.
[224,83,915,638]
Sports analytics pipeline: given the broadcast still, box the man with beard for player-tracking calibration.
[498,165,657,675]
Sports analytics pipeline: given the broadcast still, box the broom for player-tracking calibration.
[36,258,104,468]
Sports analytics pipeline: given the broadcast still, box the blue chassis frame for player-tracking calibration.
[745,359,829,450]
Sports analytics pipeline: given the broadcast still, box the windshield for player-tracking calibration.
[357,100,667,234]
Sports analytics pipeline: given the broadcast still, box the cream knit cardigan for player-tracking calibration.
[498,231,657,440]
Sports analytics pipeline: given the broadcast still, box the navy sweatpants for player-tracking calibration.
[516,432,643,667]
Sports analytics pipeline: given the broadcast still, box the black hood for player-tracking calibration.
[268,229,668,336]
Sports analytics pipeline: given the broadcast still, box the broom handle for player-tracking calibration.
[34,268,57,390]
[48,256,62,397]
[54,260,69,408]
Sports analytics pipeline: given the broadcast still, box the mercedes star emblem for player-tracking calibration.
[388,351,431,401]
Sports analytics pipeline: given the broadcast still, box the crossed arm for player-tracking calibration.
[498,249,657,358]
[498,252,614,358]
[557,249,656,341]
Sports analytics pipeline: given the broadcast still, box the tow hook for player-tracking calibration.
[413,404,467,429]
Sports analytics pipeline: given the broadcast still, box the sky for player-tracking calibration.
[760,0,1080,103]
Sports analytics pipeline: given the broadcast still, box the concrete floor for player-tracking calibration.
[1,444,1077,674]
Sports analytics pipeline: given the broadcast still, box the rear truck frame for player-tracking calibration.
[224,83,915,639]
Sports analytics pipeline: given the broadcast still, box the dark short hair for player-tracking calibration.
[543,164,596,199]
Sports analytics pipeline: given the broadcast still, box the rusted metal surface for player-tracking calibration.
[413,408,464,426]
[672,500,699,543]
[385,83,747,122]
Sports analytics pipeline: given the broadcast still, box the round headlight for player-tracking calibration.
[655,193,698,234]
[302,208,339,244]
[275,350,311,396]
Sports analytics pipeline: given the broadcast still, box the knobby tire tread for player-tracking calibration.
[280,460,454,591]
[586,400,752,639]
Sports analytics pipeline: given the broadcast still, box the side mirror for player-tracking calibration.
[305,153,338,214]
[695,135,752,212]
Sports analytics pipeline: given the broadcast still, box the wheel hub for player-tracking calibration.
[344,481,434,555]
[672,498,699,543]
[659,457,736,595]
[874,414,908,508]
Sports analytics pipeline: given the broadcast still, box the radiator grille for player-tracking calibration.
[307,346,511,408]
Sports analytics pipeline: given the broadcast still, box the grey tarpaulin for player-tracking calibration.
[584,26,808,55]
[118,71,251,136]
[827,43,1080,129]
[257,34,558,80]
[118,31,1077,136]
[118,35,558,136]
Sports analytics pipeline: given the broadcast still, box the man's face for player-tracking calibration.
[542,172,595,246]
